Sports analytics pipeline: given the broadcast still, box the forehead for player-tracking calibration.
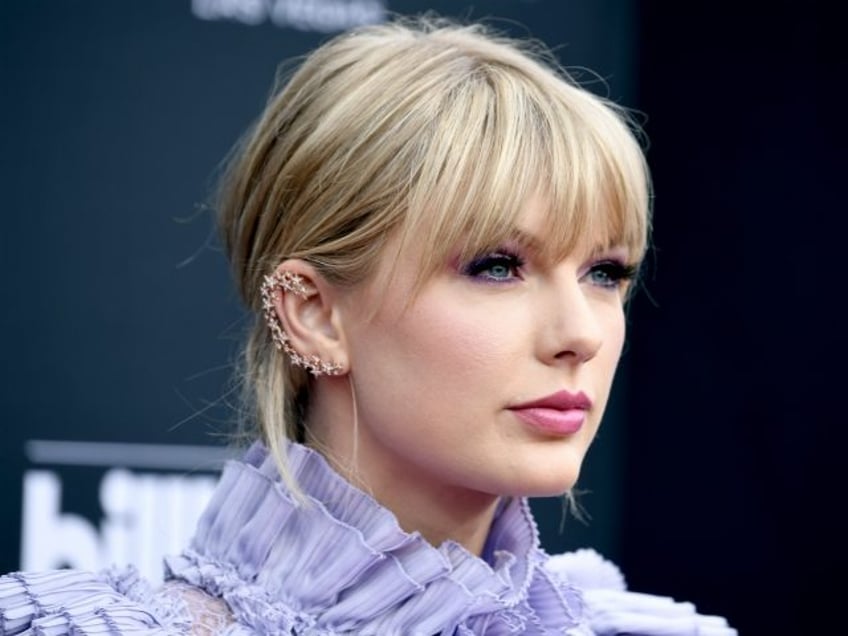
[373,191,629,290]
[502,193,630,260]
[408,184,640,273]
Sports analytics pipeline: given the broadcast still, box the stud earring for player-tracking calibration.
[259,271,344,376]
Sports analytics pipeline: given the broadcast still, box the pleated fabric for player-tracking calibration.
[2,441,631,635]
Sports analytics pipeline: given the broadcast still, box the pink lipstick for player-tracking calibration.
[508,390,592,436]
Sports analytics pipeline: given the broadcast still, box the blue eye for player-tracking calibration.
[586,261,638,289]
[462,252,524,282]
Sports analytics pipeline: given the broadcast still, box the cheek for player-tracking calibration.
[606,309,627,363]
[593,307,627,407]
[392,294,522,382]
[355,291,523,426]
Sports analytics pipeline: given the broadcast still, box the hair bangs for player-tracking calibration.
[540,86,651,265]
[397,62,650,292]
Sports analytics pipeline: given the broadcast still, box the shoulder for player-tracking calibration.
[543,547,628,592]
[543,548,738,636]
[0,567,240,636]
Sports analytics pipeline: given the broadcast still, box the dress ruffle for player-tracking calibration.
[0,567,176,635]
[7,441,675,635]
[164,441,590,635]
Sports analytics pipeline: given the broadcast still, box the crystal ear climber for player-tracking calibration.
[259,271,344,376]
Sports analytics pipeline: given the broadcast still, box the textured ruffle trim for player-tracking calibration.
[165,441,589,635]
[0,566,179,635]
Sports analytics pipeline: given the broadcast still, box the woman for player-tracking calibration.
[0,17,736,635]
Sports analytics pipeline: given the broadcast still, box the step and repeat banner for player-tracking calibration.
[1,0,637,579]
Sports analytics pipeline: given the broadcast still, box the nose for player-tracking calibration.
[542,275,605,365]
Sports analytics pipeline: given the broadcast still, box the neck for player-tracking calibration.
[354,455,501,556]
[306,380,500,556]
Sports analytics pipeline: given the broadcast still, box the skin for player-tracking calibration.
[278,196,631,556]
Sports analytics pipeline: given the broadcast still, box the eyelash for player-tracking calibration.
[461,250,638,288]
[586,260,639,289]
[461,250,525,282]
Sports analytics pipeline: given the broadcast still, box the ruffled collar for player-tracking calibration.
[164,441,588,635]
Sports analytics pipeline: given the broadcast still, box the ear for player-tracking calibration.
[269,259,348,375]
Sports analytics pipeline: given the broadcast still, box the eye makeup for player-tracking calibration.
[583,259,639,289]
[461,249,526,282]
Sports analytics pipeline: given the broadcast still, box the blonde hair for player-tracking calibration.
[216,17,651,489]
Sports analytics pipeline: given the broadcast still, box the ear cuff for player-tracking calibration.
[259,271,344,376]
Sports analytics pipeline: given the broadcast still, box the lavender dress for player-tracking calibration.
[0,442,736,635]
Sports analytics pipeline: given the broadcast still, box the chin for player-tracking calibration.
[514,475,579,498]
[494,462,584,498]
[502,442,588,497]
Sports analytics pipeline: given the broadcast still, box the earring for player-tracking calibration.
[260,271,344,376]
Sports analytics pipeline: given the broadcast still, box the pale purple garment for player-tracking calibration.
[0,442,736,635]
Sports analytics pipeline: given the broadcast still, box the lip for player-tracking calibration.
[508,390,592,436]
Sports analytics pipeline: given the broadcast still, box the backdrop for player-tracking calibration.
[1,2,838,634]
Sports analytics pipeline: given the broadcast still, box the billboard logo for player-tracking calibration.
[21,440,231,582]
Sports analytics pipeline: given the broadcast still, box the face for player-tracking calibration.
[335,196,632,500]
